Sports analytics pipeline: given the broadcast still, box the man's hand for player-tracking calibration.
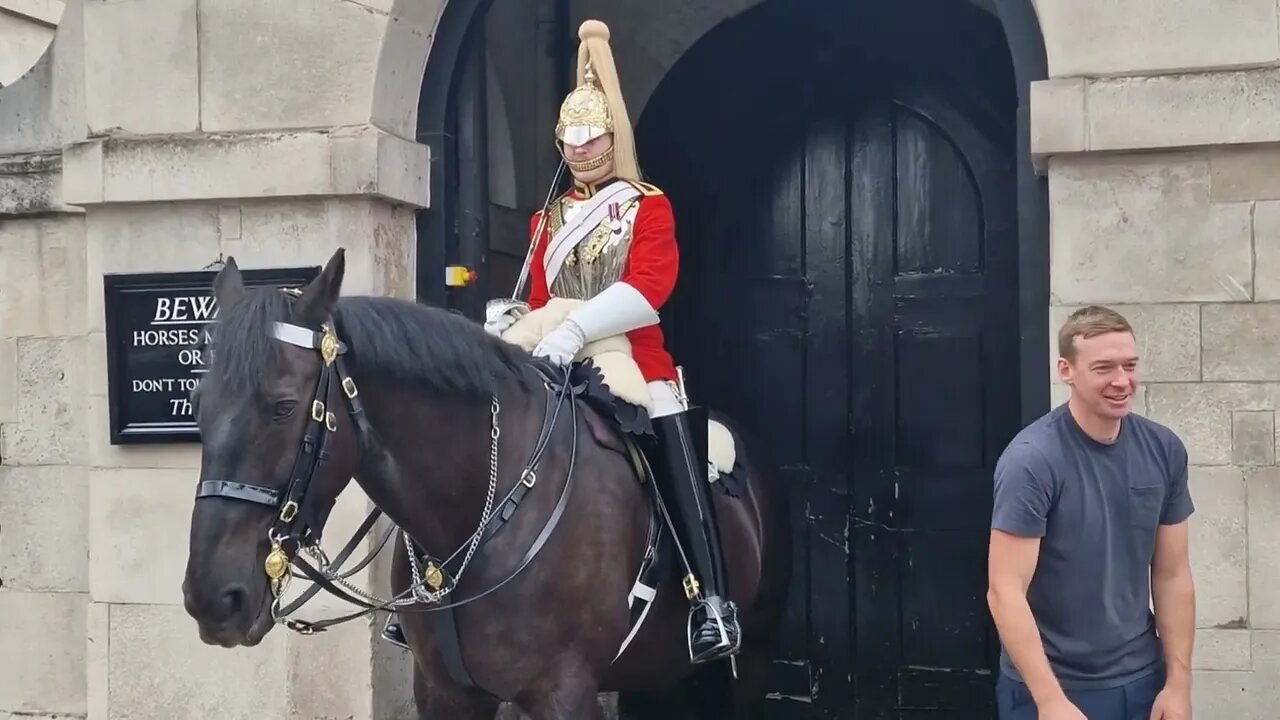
[532,320,586,366]
[484,312,515,337]
[1149,679,1191,719]
[1038,695,1088,720]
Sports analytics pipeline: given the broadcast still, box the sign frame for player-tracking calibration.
[102,265,320,445]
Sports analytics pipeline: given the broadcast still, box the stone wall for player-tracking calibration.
[1033,1,1280,716]
[3,0,1280,716]
[0,0,434,717]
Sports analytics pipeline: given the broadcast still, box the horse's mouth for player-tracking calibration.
[196,593,275,648]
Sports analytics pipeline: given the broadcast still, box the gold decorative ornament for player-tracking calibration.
[265,542,291,597]
[424,562,444,591]
[320,323,339,366]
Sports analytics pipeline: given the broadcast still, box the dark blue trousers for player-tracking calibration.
[996,668,1164,720]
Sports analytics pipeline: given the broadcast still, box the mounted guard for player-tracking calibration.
[479,19,742,665]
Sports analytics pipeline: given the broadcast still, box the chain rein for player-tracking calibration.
[277,398,503,616]
[265,318,506,623]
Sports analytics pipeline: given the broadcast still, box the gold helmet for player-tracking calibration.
[555,20,640,181]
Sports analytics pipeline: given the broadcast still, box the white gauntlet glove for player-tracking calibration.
[530,282,660,366]
[532,320,587,366]
[483,299,529,337]
[484,312,516,337]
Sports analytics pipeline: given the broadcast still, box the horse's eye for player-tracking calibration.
[272,400,297,421]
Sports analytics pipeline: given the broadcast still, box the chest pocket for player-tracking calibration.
[1128,481,1165,529]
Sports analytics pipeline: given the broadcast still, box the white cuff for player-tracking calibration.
[568,282,660,343]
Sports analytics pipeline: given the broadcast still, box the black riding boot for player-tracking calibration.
[645,404,742,664]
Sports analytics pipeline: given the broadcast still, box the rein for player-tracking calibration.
[192,297,581,637]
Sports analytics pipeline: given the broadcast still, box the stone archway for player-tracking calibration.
[397,0,1048,418]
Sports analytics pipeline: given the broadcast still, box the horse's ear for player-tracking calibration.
[213,256,245,310]
[296,248,345,325]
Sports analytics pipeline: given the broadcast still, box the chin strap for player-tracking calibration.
[566,282,660,343]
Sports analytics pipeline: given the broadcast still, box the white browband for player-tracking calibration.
[272,322,320,349]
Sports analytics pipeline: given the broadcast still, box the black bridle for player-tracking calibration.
[191,299,586,652]
[194,312,375,607]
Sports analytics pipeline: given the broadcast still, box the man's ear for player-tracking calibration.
[294,248,346,326]
[213,256,245,310]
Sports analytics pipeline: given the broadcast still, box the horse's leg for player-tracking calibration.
[414,660,500,720]
[513,656,605,720]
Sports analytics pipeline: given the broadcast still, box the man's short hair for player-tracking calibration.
[1058,305,1134,361]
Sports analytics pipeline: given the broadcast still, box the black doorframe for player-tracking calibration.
[412,0,1050,423]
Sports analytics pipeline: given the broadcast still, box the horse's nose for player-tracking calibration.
[210,584,248,623]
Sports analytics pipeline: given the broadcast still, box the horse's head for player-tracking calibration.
[182,249,360,647]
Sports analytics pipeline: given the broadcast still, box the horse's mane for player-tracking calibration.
[206,288,537,400]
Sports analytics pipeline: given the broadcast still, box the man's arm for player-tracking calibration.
[987,442,1067,707]
[1152,520,1194,689]
[1153,435,1195,692]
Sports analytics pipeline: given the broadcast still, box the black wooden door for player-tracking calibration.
[678,88,1019,718]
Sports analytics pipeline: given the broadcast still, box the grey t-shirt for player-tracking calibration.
[991,403,1195,689]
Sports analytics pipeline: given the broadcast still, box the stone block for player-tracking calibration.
[107,604,289,720]
[1188,467,1248,629]
[1194,629,1252,671]
[1088,68,1280,152]
[86,395,200,470]
[1034,0,1279,78]
[1255,201,1280,302]
[1203,304,1280,381]
[85,203,221,334]
[285,620,373,720]
[62,129,429,208]
[1029,79,1085,165]
[199,0,384,132]
[1249,468,1280,628]
[88,468,200,605]
[1212,146,1280,202]
[0,338,14,423]
[0,591,87,715]
[1190,670,1254,719]
[328,126,430,207]
[371,205,417,299]
[2,337,87,466]
[0,151,74,215]
[86,602,107,720]
[1050,304,1200,382]
[233,197,414,297]
[1049,156,1253,304]
[0,215,88,339]
[1232,411,1277,466]
[0,465,88,593]
[83,0,199,134]
[1145,383,1280,465]
[218,205,241,240]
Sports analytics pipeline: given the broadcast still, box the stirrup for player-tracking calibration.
[381,614,410,650]
[687,598,741,664]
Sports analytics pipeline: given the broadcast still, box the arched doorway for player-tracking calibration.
[413,0,1048,715]
[637,1,1021,715]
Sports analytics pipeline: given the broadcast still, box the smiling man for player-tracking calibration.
[987,305,1196,720]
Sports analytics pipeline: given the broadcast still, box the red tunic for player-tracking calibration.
[526,183,679,383]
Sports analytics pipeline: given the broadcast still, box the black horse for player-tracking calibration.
[180,249,792,719]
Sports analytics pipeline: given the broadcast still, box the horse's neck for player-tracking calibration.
[350,380,525,555]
